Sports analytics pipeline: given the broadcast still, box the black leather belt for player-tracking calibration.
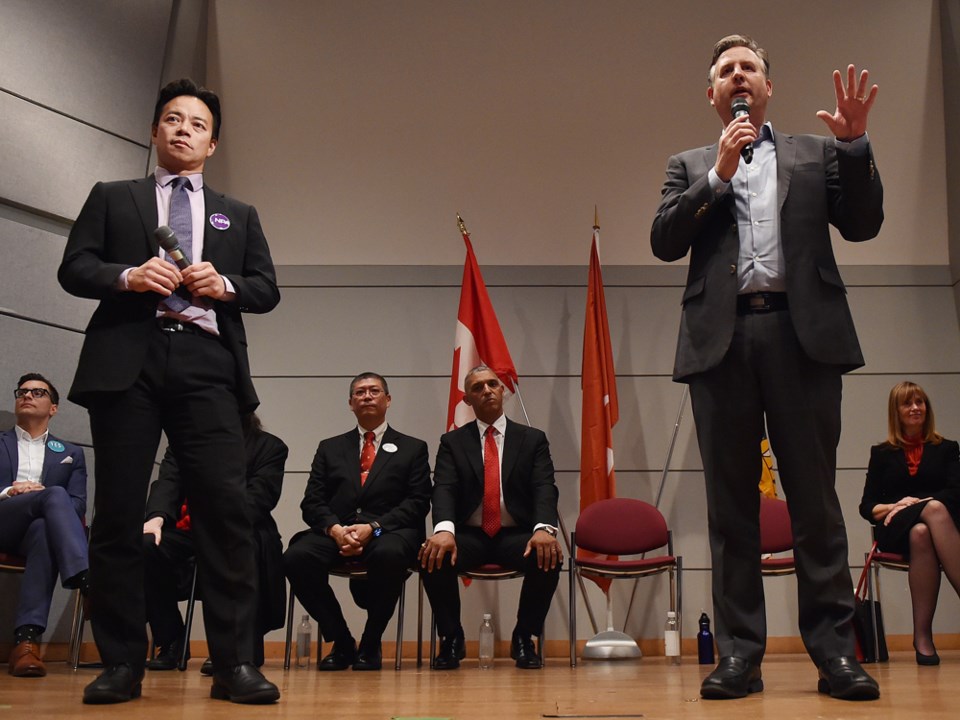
[736,292,788,315]
[157,318,215,338]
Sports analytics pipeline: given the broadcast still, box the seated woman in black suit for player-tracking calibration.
[859,381,960,665]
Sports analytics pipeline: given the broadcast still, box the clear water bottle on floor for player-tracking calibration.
[697,611,715,665]
[296,614,312,668]
[664,611,681,665]
[479,613,495,669]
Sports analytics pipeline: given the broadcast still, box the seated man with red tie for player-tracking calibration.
[419,365,563,670]
[283,372,431,670]
[142,412,287,672]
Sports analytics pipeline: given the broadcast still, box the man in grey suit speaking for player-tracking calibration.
[651,35,883,701]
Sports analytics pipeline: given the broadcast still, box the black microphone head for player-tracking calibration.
[154,225,179,252]
[731,97,751,118]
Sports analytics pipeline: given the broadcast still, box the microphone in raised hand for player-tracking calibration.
[731,97,753,164]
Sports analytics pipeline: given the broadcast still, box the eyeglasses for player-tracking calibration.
[352,387,385,399]
[14,388,51,400]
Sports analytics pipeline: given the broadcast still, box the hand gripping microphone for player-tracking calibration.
[730,97,753,164]
[154,225,190,269]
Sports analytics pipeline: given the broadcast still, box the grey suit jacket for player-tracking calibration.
[651,129,883,381]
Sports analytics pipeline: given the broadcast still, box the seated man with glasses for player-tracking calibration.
[1,373,89,678]
[283,372,431,670]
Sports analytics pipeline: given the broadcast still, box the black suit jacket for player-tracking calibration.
[651,130,883,381]
[859,439,960,525]
[431,418,559,531]
[58,177,280,411]
[299,426,431,544]
[146,430,289,631]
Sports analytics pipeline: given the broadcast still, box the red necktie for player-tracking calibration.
[482,426,501,537]
[360,431,376,485]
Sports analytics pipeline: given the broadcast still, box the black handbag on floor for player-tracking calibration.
[852,541,889,663]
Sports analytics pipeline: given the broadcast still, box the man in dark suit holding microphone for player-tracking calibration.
[651,35,883,700]
[419,365,563,670]
[58,78,280,704]
[284,372,431,670]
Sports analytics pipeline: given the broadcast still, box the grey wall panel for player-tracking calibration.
[0,0,172,142]
[0,217,97,330]
[0,94,149,220]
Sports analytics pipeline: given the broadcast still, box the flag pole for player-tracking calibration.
[514,380,599,634]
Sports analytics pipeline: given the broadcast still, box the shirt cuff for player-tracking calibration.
[433,520,456,536]
[221,275,236,300]
[707,168,730,195]
[118,267,133,291]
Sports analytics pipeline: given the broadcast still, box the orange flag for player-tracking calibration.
[578,221,619,591]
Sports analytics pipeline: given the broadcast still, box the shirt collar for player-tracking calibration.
[476,414,507,438]
[155,166,204,192]
[357,421,388,441]
[15,425,49,444]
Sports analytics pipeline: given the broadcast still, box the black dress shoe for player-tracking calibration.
[433,630,466,670]
[700,657,763,699]
[82,664,144,704]
[201,658,215,675]
[318,638,357,671]
[817,656,880,700]
[210,663,279,704]
[353,641,383,671]
[916,649,940,666]
[146,640,187,671]
[510,630,542,669]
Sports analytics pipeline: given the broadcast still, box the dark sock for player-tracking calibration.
[14,624,43,644]
[64,569,89,595]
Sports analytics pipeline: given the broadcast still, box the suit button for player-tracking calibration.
[356,507,362,515]
[694,202,709,219]
[729,265,736,274]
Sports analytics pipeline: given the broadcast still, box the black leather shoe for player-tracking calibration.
[210,663,279,704]
[433,630,466,670]
[146,640,187,671]
[82,664,144,704]
[511,630,542,669]
[318,638,357,671]
[700,657,763,699]
[200,658,214,675]
[353,640,382,671]
[916,649,940,666]
[817,656,879,700]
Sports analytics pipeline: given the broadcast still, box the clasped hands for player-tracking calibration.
[127,256,226,300]
[329,523,374,557]
[417,528,563,573]
[884,495,933,526]
[7,481,44,496]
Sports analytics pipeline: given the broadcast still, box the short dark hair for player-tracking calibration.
[349,372,389,397]
[152,78,222,140]
[17,373,59,405]
[708,34,770,85]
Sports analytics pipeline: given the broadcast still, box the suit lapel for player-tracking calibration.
[0,431,17,480]
[774,130,796,213]
[129,178,160,256]
[341,429,362,489]
[363,426,398,491]
[501,420,522,487]
[462,422,484,487]
[40,435,59,484]
[202,187,227,263]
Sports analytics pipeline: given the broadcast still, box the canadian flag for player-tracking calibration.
[446,228,519,431]
[578,225,619,591]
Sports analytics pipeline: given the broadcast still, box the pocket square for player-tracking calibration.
[60,456,74,464]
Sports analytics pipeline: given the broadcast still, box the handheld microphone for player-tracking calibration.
[154,226,190,270]
[730,97,753,164]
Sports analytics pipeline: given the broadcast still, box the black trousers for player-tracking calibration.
[283,530,417,646]
[87,326,257,668]
[421,526,560,638]
[688,309,856,667]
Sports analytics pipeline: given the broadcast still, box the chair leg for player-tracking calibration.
[429,609,437,669]
[283,590,296,670]
[416,573,424,668]
[394,575,406,671]
[68,588,85,670]
[568,556,576,667]
[179,563,198,672]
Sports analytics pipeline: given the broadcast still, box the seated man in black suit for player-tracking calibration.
[142,412,287,673]
[419,365,563,669]
[283,372,431,670]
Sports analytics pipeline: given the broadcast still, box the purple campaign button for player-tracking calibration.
[209,213,231,231]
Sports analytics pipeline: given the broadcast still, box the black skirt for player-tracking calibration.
[874,499,932,556]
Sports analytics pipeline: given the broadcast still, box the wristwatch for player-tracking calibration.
[369,521,383,537]
[541,525,559,537]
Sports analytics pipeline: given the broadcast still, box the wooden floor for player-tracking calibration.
[1,651,956,719]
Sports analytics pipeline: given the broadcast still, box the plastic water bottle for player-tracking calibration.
[664,611,681,665]
[479,613,495,669]
[296,614,312,668]
[697,612,715,665]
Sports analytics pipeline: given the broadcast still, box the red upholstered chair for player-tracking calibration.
[569,498,682,667]
[759,495,796,576]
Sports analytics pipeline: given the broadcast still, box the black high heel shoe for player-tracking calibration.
[914,645,940,666]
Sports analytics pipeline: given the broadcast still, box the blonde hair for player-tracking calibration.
[885,381,942,447]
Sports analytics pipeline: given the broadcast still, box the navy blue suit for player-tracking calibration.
[0,429,88,630]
